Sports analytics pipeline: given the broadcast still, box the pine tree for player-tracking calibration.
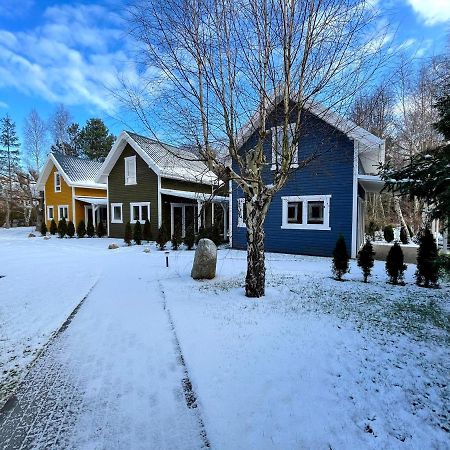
[124,221,133,245]
[79,118,115,161]
[383,225,394,243]
[77,219,86,238]
[415,227,439,288]
[357,240,375,282]
[171,225,182,250]
[332,235,349,281]
[50,218,57,235]
[134,220,142,245]
[96,221,106,238]
[184,225,195,250]
[58,218,68,238]
[67,220,75,238]
[143,219,152,242]
[400,226,409,244]
[40,220,47,236]
[0,115,21,228]
[156,226,167,250]
[385,242,407,285]
[86,219,95,237]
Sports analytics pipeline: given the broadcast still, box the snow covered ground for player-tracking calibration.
[0,228,449,449]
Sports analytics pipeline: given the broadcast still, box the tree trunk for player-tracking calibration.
[4,198,10,228]
[394,197,408,231]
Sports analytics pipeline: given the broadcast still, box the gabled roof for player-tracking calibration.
[95,131,219,185]
[36,153,106,191]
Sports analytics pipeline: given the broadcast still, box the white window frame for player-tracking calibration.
[58,205,69,221]
[271,123,298,171]
[111,203,123,224]
[47,206,54,220]
[281,195,331,230]
[124,156,137,185]
[130,202,150,223]
[237,198,246,228]
[54,172,61,192]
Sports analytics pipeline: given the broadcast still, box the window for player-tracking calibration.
[237,198,246,228]
[281,195,331,230]
[54,172,61,192]
[124,156,137,185]
[47,206,54,220]
[111,203,123,224]
[130,202,150,223]
[271,123,298,170]
[58,205,69,221]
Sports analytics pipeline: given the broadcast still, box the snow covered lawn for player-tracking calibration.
[0,228,449,449]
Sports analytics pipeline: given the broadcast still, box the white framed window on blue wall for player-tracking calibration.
[281,195,331,230]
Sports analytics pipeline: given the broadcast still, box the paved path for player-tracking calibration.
[0,251,206,450]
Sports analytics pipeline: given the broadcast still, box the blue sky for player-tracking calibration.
[0,0,449,147]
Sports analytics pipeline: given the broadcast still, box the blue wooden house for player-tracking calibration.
[230,101,385,258]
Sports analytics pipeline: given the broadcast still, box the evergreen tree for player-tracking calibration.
[134,220,142,245]
[0,114,21,228]
[143,219,152,242]
[156,226,167,250]
[171,225,182,250]
[124,221,133,245]
[385,242,407,285]
[77,219,86,238]
[415,227,439,288]
[383,225,394,243]
[400,226,409,244]
[86,219,95,237]
[357,240,375,282]
[332,235,349,281]
[58,217,68,238]
[50,218,57,235]
[40,220,47,236]
[96,220,106,238]
[67,220,75,238]
[79,118,115,161]
[184,225,195,250]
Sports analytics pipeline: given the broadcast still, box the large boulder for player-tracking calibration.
[191,238,217,280]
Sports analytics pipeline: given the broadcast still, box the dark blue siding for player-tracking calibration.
[232,109,354,257]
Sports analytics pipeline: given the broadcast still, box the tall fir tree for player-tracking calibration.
[415,227,439,288]
[357,240,375,282]
[385,242,407,285]
[79,118,115,161]
[0,115,21,227]
[332,235,349,281]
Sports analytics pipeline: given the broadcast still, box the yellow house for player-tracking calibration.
[37,153,107,230]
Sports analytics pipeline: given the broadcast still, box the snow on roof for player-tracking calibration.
[52,153,104,185]
[160,188,228,203]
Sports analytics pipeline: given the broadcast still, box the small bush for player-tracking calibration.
[357,240,375,282]
[77,220,86,238]
[156,226,168,250]
[86,219,95,237]
[385,242,407,285]
[96,221,106,238]
[134,220,142,245]
[143,219,152,242]
[332,235,349,281]
[400,226,409,244]
[184,225,195,250]
[67,221,75,238]
[40,221,47,236]
[415,227,439,288]
[196,224,222,246]
[367,221,379,240]
[437,253,450,282]
[171,225,182,250]
[57,218,68,238]
[50,219,57,235]
[124,221,132,245]
[383,225,394,243]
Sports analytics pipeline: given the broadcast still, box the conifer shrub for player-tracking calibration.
[50,219,57,235]
[143,219,152,242]
[415,227,439,288]
[57,218,68,238]
[357,240,375,282]
[40,221,47,236]
[124,221,133,245]
[184,225,195,250]
[96,221,106,238]
[332,235,349,281]
[156,226,167,250]
[385,242,407,285]
[400,226,409,244]
[86,219,95,237]
[383,225,394,243]
[67,221,75,238]
[77,219,86,238]
[171,225,182,250]
[367,221,379,240]
[134,220,142,245]
[437,254,450,282]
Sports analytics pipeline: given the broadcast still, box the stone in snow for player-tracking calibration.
[108,243,119,250]
[143,247,151,253]
[191,238,217,280]
[44,236,51,240]
[28,233,36,238]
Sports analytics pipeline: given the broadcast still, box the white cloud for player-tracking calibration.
[405,0,450,25]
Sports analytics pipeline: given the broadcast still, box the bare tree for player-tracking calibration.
[49,104,72,151]
[24,109,48,174]
[125,0,390,297]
